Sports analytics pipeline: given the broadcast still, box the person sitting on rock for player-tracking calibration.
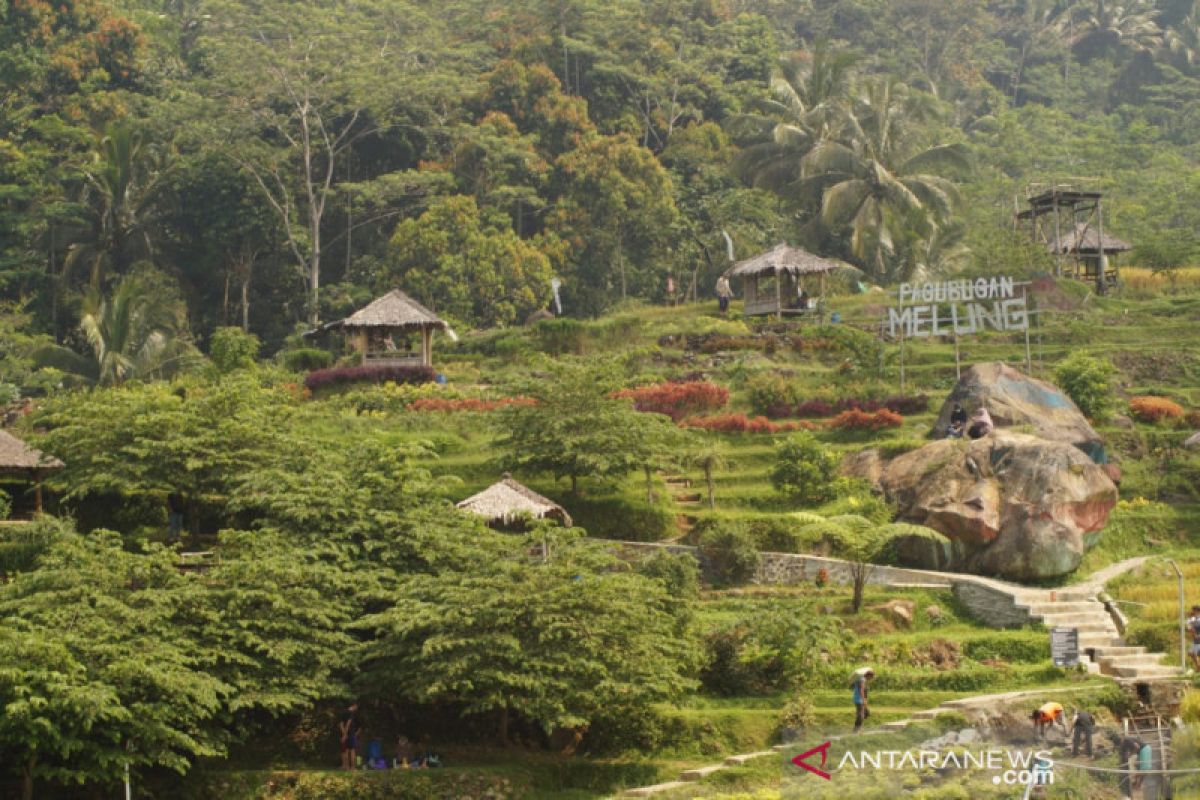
[1031,701,1066,739]
[967,407,994,439]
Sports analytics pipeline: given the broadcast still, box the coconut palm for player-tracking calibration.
[799,79,970,283]
[64,122,171,289]
[730,42,857,205]
[35,272,197,385]
[1066,0,1163,58]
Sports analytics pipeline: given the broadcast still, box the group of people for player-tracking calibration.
[339,703,440,771]
[946,402,994,440]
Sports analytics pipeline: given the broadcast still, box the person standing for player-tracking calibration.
[715,275,733,314]
[339,702,360,770]
[1070,708,1095,757]
[1188,605,1200,672]
[1118,736,1143,800]
[851,668,873,732]
[167,492,184,542]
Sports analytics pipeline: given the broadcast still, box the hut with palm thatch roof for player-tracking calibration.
[1048,223,1131,285]
[726,243,840,319]
[0,430,63,515]
[317,289,455,368]
[456,475,572,530]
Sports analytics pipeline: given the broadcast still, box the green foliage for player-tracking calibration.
[960,633,1049,664]
[0,490,9,521]
[280,348,333,372]
[701,610,843,695]
[697,521,761,588]
[770,431,839,506]
[533,318,588,355]
[354,531,696,738]
[209,327,261,374]
[1055,353,1118,420]
[637,549,701,601]
[745,372,802,415]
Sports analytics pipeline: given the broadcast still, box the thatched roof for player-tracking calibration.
[457,476,572,527]
[727,243,841,278]
[1050,224,1132,255]
[0,430,63,472]
[339,289,447,330]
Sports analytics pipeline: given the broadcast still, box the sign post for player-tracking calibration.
[1050,627,1080,668]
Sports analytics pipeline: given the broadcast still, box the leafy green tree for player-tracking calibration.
[387,195,553,327]
[0,519,227,800]
[686,441,729,510]
[1054,352,1119,420]
[834,520,949,613]
[697,520,761,588]
[208,326,260,374]
[770,431,840,507]
[495,357,685,494]
[356,530,696,743]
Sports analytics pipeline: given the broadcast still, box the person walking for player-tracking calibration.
[339,702,360,770]
[715,275,733,314]
[851,668,873,733]
[1070,708,1095,757]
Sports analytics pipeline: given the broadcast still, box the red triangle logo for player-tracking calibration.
[791,741,832,780]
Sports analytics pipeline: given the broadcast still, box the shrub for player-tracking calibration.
[407,396,535,412]
[698,521,760,587]
[303,364,435,391]
[1130,395,1185,424]
[770,432,839,506]
[534,317,588,355]
[567,496,676,542]
[698,336,769,353]
[961,634,1049,664]
[827,409,903,431]
[882,394,929,415]
[1186,410,1200,429]
[746,517,806,553]
[0,489,10,521]
[679,413,810,434]
[281,348,333,372]
[615,381,729,421]
[636,549,700,600]
[209,327,260,373]
[701,611,841,695]
[794,398,836,418]
[779,695,816,737]
[746,373,803,416]
[1054,353,1118,420]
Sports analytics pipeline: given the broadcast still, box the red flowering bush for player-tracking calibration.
[615,381,729,421]
[883,394,930,415]
[680,414,814,434]
[1129,395,1185,424]
[304,364,435,391]
[408,397,536,412]
[794,399,836,418]
[827,409,903,431]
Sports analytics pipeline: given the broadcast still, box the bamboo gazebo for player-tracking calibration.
[456,475,573,529]
[727,243,840,319]
[1048,223,1131,286]
[0,430,63,515]
[320,289,454,368]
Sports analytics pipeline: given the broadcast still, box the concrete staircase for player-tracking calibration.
[1010,576,1185,681]
[663,475,701,540]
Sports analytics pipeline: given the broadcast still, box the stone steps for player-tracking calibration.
[1107,664,1184,679]
[625,781,691,796]
[679,765,725,781]
[1099,653,1169,668]
[724,751,775,766]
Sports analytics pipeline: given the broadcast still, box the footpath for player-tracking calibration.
[620,554,1184,797]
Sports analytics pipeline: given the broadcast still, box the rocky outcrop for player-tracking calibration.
[850,431,1117,581]
[931,362,1106,462]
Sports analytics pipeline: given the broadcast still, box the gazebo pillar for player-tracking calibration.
[421,327,432,367]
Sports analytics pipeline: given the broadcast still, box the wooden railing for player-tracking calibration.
[362,351,424,366]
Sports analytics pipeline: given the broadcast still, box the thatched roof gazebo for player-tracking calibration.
[0,430,63,513]
[457,475,573,529]
[727,243,840,319]
[316,289,455,368]
[1047,224,1131,287]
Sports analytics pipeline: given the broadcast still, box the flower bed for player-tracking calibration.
[827,408,904,431]
[304,364,436,391]
[680,413,813,434]
[615,380,729,421]
[1129,395,1185,424]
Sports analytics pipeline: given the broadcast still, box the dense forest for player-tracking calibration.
[3,0,1200,369]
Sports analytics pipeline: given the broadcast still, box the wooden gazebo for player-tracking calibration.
[727,243,840,319]
[322,289,453,368]
[1048,223,1131,286]
[0,430,63,514]
[456,475,572,529]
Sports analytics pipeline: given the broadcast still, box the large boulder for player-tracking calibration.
[851,431,1117,581]
[931,362,1106,463]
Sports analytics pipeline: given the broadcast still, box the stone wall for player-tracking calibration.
[612,541,1032,629]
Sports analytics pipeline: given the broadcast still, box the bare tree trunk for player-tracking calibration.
[498,706,510,745]
[644,466,654,506]
[705,465,715,510]
[241,272,251,332]
[21,756,35,800]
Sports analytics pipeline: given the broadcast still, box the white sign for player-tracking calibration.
[888,276,1029,338]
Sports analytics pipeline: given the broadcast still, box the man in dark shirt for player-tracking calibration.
[1070,708,1095,757]
[339,702,360,770]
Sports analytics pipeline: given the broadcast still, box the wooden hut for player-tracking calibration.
[1048,223,1131,286]
[456,475,573,529]
[324,289,452,368]
[0,430,63,515]
[727,243,840,319]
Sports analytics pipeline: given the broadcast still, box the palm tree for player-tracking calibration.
[800,79,970,283]
[35,272,197,385]
[1066,0,1163,58]
[64,122,171,289]
[686,442,729,510]
[730,42,857,205]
